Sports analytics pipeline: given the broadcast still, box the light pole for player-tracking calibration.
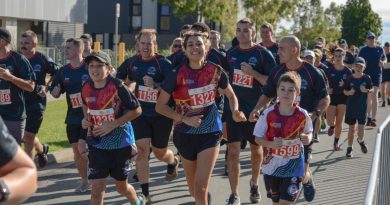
[114,3,120,68]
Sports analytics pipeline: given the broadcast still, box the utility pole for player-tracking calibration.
[114,3,120,68]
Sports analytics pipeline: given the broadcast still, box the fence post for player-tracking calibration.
[94,41,101,52]
[119,42,125,66]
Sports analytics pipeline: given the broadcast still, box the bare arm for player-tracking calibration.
[248,95,273,122]
[0,147,37,204]
[156,89,183,122]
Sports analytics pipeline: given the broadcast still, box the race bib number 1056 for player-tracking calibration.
[188,84,216,109]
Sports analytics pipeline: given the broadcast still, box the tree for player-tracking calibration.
[341,0,382,46]
[290,0,342,48]
[158,0,238,43]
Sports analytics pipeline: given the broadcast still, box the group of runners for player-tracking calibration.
[0,15,388,205]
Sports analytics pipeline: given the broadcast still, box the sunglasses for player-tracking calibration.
[173,44,182,48]
[367,37,375,40]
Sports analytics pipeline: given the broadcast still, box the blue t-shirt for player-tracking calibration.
[25,52,58,108]
[344,74,373,116]
[167,50,186,69]
[226,44,276,115]
[358,45,386,75]
[50,63,89,125]
[260,42,280,65]
[0,51,36,121]
[116,54,138,80]
[0,117,18,166]
[162,62,228,134]
[325,65,352,95]
[127,55,172,117]
[262,62,328,112]
[81,76,140,150]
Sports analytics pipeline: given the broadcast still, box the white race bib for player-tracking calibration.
[137,85,158,103]
[90,108,115,126]
[188,84,216,109]
[69,93,83,108]
[0,89,11,105]
[272,138,302,159]
[232,69,253,88]
[384,63,390,69]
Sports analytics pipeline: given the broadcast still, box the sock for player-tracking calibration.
[250,180,258,187]
[140,183,149,197]
[348,145,353,148]
[330,125,335,129]
[357,138,363,143]
[334,138,339,145]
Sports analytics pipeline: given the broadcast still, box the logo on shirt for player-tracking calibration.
[33,64,42,72]
[228,57,237,63]
[185,79,195,84]
[64,77,70,83]
[147,67,157,75]
[343,74,348,80]
[301,79,308,90]
[132,66,138,71]
[287,184,299,196]
[86,97,96,103]
[271,122,281,128]
[248,57,257,66]
[81,74,89,84]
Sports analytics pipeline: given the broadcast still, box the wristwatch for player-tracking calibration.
[0,179,9,203]
[314,109,321,117]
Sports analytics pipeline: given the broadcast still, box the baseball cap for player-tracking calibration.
[385,42,389,47]
[366,31,376,38]
[303,50,315,58]
[315,42,323,48]
[338,39,347,45]
[84,51,111,66]
[354,57,366,66]
[0,28,11,43]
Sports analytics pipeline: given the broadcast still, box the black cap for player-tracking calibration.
[366,31,376,38]
[385,42,390,47]
[85,51,111,66]
[0,28,11,43]
[354,57,366,66]
[338,39,347,45]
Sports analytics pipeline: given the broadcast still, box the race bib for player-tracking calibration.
[0,89,11,105]
[384,63,390,69]
[272,139,302,159]
[90,108,115,126]
[137,85,158,103]
[188,84,216,109]
[232,69,253,88]
[69,93,82,108]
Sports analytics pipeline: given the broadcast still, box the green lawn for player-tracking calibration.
[37,99,69,152]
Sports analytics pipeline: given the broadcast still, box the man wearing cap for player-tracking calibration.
[315,37,327,64]
[381,42,390,106]
[19,30,59,168]
[0,28,36,144]
[338,39,355,67]
[357,31,387,127]
[50,38,90,193]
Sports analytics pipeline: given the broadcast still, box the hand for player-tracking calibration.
[182,115,203,128]
[51,84,61,97]
[379,61,385,68]
[249,109,260,122]
[92,121,118,136]
[0,67,14,81]
[299,133,312,145]
[339,79,344,87]
[232,110,247,122]
[240,62,255,76]
[81,118,93,129]
[269,138,283,149]
[328,88,333,95]
[360,85,368,93]
[37,85,48,97]
[348,88,355,96]
[143,75,155,88]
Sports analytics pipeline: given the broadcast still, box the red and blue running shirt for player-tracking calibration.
[253,103,312,177]
[81,76,140,149]
[162,62,228,134]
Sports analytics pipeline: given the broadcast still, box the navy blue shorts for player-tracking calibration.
[66,124,87,144]
[25,103,45,134]
[132,114,173,149]
[330,94,347,106]
[367,73,381,87]
[264,175,302,203]
[173,131,221,161]
[345,106,367,125]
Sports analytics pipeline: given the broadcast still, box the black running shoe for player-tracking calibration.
[382,101,386,107]
[303,178,316,202]
[165,155,180,181]
[207,192,212,205]
[37,144,49,168]
[358,140,368,153]
[366,118,372,126]
[346,147,353,158]
[249,182,260,203]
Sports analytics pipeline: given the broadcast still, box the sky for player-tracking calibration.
[322,0,390,44]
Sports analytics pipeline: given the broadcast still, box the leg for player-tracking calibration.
[72,141,88,181]
[334,104,346,150]
[371,86,379,120]
[135,138,151,197]
[347,124,356,147]
[23,131,37,158]
[152,147,175,164]
[115,180,138,202]
[326,105,336,136]
[34,137,44,154]
[381,82,386,106]
[227,142,241,195]
[90,178,107,205]
[194,146,220,205]
[181,157,197,198]
[250,143,262,184]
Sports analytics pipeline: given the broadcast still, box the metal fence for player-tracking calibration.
[365,115,390,205]
[37,47,66,66]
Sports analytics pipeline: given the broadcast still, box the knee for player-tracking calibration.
[194,185,207,200]
[228,145,240,160]
[136,146,150,160]
[115,184,129,196]
[153,148,167,160]
[91,185,105,199]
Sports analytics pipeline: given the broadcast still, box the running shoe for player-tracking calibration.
[313,133,319,143]
[346,147,353,158]
[370,119,377,127]
[137,194,146,205]
[303,178,316,202]
[333,143,341,151]
[144,194,152,205]
[208,192,212,205]
[358,140,368,153]
[366,118,372,126]
[75,180,91,193]
[249,181,260,203]
[327,126,335,136]
[226,193,240,205]
[382,101,386,107]
[165,155,180,181]
[37,143,49,168]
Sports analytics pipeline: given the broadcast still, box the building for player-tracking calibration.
[0,0,87,49]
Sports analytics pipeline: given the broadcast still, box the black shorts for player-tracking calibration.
[132,115,173,149]
[304,143,313,164]
[173,131,221,161]
[66,124,87,144]
[330,94,347,106]
[264,175,302,203]
[345,114,367,125]
[226,114,257,145]
[88,145,136,181]
[25,109,44,134]
[367,73,381,87]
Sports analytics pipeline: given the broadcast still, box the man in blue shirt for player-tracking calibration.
[357,31,387,127]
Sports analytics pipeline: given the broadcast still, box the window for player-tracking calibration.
[159,5,170,31]
[130,0,142,31]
